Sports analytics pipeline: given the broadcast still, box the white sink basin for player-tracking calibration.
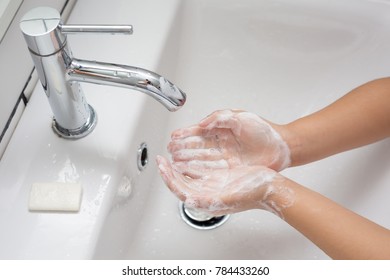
[0,0,177,259]
[1,0,390,259]
[125,0,390,259]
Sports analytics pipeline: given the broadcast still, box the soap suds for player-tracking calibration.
[175,110,291,171]
[260,184,295,219]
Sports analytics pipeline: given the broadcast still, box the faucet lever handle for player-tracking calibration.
[59,24,133,35]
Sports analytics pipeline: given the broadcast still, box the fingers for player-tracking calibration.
[169,110,241,154]
[171,112,236,140]
[171,125,204,139]
[156,155,226,213]
[198,109,247,138]
[199,110,236,129]
[199,109,244,126]
[173,162,204,179]
[169,126,221,157]
[171,148,223,162]
[168,136,208,152]
[173,160,229,179]
[157,155,275,216]
[156,155,190,202]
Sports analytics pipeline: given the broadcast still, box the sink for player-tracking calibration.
[125,0,390,259]
[1,0,390,259]
[0,0,178,259]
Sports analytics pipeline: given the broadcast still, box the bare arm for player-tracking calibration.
[158,77,390,259]
[158,155,390,259]
[279,178,390,259]
[169,78,390,172]
[279,78,390,166]
[272,78,390,258]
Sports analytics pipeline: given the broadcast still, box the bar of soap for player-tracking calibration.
[29,183,82,212]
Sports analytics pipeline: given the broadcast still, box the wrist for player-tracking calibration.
[258,173,296,219]
[272,122,303,168]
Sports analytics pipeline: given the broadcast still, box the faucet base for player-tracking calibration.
[52,105,98,139]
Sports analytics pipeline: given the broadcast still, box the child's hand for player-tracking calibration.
[168,110,291,171]
[157,156,293,217]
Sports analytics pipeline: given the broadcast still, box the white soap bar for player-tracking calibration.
[29,183,82,212]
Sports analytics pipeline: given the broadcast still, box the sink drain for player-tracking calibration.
[179,202,229,230]
[137,142,148,171]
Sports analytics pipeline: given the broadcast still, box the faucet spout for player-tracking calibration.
[68,59,186,112]
[20,6,187,139]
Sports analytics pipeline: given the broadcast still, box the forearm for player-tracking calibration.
[276,178,390,259]
[278,78,390,166]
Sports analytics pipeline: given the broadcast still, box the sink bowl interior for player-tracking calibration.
[124,0,390,259]
[0,0,175,259]
[1,0,390,260]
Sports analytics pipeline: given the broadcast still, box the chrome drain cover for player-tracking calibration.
[179,202,230,230]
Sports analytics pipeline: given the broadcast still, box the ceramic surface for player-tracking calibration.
[1,0,390,259]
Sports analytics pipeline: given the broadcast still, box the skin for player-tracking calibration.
[278,77,390,167]
[168,110,291,171]
[157,77,390,259]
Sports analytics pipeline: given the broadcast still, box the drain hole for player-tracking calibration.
[179,202,229,230]
[137,142,148,171]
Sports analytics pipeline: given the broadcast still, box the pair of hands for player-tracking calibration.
[157,110,292,216]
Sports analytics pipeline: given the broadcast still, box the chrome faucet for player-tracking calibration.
[20,7,186,139]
